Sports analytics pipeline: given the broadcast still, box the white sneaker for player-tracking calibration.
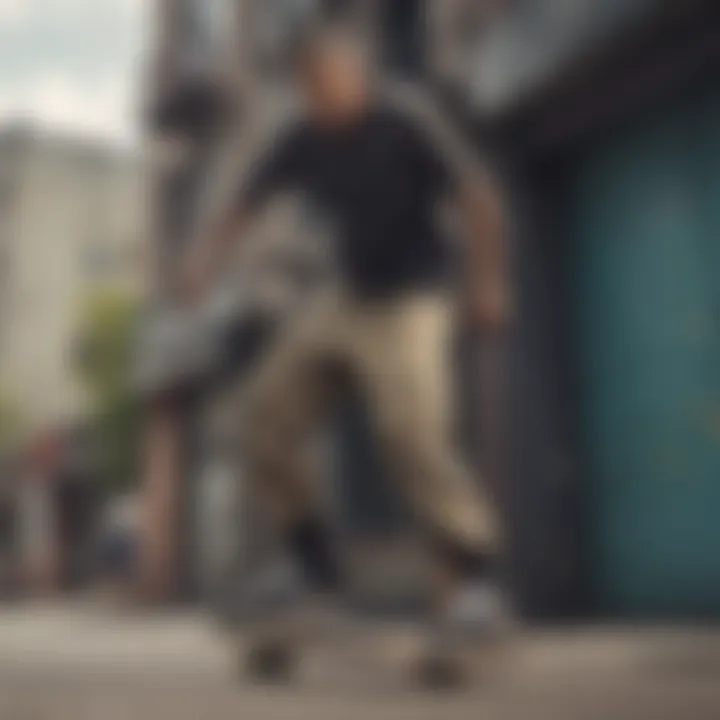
[413,582,512,689]
[444,581,508,639]
[234,559,346,683]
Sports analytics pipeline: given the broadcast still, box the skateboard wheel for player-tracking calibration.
[414,653,467,691]
[243,642,295,684]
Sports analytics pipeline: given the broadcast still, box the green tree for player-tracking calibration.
[76,290,143,492]
[0,388,25,454]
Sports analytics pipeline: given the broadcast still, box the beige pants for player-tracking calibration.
[240,291,498,553]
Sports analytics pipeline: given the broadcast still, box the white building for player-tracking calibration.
[0,123,147,436]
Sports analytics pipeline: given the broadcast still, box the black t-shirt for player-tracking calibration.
[241,103,458,298]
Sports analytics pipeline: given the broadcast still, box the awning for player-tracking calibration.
[471,0,662,116]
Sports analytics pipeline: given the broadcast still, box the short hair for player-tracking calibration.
[285,20,368,73]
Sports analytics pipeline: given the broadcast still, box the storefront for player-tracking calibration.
[481,0,720,618]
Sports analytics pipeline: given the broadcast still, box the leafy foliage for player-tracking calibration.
[0,388,24,453]
[75,290,143,492]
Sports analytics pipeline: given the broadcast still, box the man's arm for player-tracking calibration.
[178,122,306,303]
[459,172,511,332]
[387,82,512,331]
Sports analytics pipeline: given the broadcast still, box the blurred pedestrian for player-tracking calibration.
[98,493,138,606]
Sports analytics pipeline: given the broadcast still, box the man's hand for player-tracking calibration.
[176,255,211,307]
[457,172,510,334]
[470,276,513,334]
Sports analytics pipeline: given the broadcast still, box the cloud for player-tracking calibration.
[0,0,30,27]
[0,0,147,145]
[0,72,137,145]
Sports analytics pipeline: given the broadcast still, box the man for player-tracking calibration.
[182,25,511,685]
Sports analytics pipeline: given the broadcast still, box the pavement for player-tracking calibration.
[0,602,719,719]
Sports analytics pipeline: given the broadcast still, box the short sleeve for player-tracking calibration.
[384,80,489,192]
[402,114,455,196]
[240,123,308,211]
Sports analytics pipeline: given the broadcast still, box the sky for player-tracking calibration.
[0,0,148,147]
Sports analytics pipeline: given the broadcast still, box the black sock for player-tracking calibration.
[435,536,497,584]
[287,516,341,592]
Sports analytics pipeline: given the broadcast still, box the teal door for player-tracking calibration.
[573,88,720,617]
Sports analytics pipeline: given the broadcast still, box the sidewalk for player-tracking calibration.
[0,602,718,719]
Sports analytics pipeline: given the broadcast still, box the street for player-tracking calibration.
[0,603,719,719]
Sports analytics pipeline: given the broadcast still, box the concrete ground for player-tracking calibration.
[0,602,719,720]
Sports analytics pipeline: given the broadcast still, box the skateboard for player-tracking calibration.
[234,615,512,690]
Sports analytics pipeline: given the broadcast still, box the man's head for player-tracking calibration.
[291,25,371,126]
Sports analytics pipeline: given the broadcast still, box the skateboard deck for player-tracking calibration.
[232,616,512,690]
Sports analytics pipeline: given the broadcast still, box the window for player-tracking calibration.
[193,0,235,52]
[83,244,117,280]
[381,0,425,77]
[175,0,236,71]
[253,0,321,73]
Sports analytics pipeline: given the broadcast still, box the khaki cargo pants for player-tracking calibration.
[240,290,498,553]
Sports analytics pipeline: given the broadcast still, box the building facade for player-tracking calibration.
[0,125,146,434]
[473,0,720,618]
[0,125,146,596]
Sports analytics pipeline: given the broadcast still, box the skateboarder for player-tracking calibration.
[181,24,511,685]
